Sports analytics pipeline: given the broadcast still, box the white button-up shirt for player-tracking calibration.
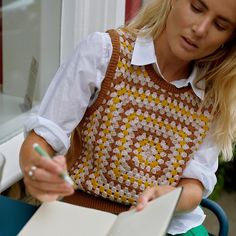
[24,32,220,234]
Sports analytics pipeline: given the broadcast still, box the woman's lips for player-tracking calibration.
[181,36,199,50]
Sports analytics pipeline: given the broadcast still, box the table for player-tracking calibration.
[0,195,38,236]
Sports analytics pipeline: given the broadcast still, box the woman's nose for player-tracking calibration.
[192,17,211,38]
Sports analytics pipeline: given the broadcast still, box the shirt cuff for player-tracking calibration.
[24,115,70,155]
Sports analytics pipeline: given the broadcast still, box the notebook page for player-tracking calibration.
[107,187,182,236]
[19,200,117,236]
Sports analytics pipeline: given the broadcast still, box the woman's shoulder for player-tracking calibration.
[79,31,112,48]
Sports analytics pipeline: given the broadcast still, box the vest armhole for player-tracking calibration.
[66,30,120,167]
[85,29,120,116]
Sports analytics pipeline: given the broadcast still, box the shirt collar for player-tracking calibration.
[131,36,205,100]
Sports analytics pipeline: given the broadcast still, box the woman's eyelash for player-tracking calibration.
[215,23,226,31]
[190,4,202,13]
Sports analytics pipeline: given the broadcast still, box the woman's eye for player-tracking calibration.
[215,23,226,31]
[190,4,203,13]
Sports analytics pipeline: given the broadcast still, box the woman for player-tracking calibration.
[20,0,236,235]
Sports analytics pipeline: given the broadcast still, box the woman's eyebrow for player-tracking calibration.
[197,0,235,26]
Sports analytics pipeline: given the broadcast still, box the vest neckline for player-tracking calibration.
[145,64,192,94]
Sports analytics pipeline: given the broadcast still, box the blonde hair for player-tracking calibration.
[125,0,172,38]
[125,0,236,161]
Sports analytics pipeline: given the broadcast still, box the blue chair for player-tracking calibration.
[201,198,229,236]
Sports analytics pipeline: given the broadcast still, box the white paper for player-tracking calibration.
[18,201,117,236]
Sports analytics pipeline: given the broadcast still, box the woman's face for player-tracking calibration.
[165,0,236,61]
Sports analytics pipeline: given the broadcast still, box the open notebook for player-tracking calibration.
[19,187,182,236]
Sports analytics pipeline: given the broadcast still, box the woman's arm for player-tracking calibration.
[20,131,55,169]
[20,32,113,202]
[176,178,203,212]
[20,131,74,202]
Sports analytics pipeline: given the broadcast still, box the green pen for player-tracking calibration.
[33,143,75,186]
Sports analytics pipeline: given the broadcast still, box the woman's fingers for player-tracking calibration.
[23,155,74,201]
[24,174,74,202]
[135,186,175,211]
[136,187,157,211]
[24,166,74,191]
[52,155,67,169]
[129,205,136,211]
[25,177,74,194]
[25,165,65,183]
[35,155,65,175]
[23,155,69,185]
[23,157,62,182]
[25,170,70,189]
[26,185,62,202]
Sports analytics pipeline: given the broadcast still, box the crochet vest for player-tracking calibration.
[66,29,212,205]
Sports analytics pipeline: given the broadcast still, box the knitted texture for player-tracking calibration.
[67,29,212,205]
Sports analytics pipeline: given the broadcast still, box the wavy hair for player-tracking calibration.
[125,0,236,161]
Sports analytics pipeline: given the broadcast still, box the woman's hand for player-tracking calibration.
[20,131,74,202]
[23,155,74,202]
[135,185,175,211]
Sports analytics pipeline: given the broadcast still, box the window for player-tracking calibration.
[0,0,126,145]
[0,0,61,143]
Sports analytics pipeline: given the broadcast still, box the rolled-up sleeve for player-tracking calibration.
[24,114,70,154]
[24,32,112,154]
[182,133,220,197]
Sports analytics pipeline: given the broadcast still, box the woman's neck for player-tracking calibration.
[154,34,192,82]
